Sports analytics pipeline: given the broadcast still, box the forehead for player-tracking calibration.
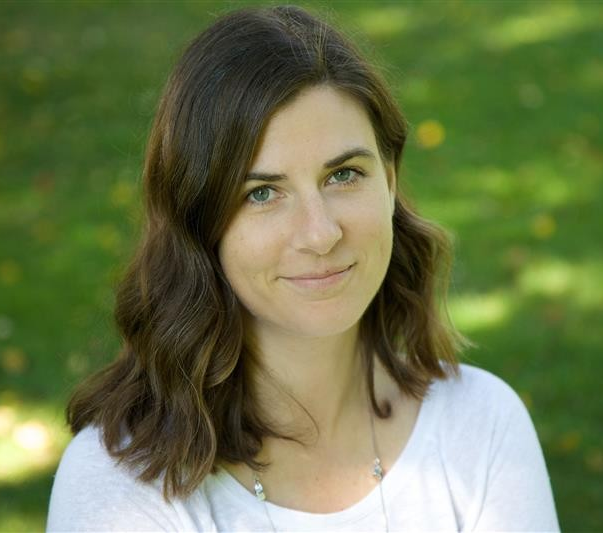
[251,85,378,170]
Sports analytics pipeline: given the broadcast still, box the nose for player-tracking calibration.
[290,193,343,255]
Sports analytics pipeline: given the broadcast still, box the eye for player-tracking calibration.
[326,167,364,186]
[246,185,277,205]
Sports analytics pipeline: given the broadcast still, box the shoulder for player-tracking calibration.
[419,364,559,530]
[427,365,543,483]
[422,363,538,459]
[431,363,527,421]
[50,425,140,491]
[47,426,216,532]
[52,425,126,477]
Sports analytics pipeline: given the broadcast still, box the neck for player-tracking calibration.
[247,320,367,443]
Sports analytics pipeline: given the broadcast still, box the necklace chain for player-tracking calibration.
[252,407,390,532]
[370,406,390,532]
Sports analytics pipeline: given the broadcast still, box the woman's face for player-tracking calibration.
[218,85,396,339]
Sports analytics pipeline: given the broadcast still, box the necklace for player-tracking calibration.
[252,407,390,532]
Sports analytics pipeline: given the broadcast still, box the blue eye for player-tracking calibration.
[331,168,353,182]
[327,167,364,186]
[251,187,271,203]
[246,186,276,205]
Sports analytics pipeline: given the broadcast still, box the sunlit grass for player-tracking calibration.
[0,401,70,484]
[518,257,603,308]
[449,290,513,332]
[354,5,411,38]
[450,255,603,333]
[480,3,600,51]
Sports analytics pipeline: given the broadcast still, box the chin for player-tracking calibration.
[274,305,366,339]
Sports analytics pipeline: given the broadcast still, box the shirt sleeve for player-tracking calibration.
[46,426,216,532]
[470,373,560,532]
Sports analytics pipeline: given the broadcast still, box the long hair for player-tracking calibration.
[67,4,466,499]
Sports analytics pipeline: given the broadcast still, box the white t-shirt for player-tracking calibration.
[47,364,559,532]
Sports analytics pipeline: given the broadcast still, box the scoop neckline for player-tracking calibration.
[210,376,442,529]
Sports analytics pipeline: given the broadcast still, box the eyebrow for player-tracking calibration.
[244,147,377,182]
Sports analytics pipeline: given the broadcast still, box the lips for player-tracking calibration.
[284,265,353,280]
[280,264,355,291]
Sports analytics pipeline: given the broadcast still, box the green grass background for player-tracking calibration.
[1,1,602,530]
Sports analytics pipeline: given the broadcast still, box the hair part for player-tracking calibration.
[67,4,467,500]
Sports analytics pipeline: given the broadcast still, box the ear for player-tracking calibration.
[385,161,397,215]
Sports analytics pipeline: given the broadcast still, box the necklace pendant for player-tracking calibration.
[372,457,384,481]
[253,475,266,501]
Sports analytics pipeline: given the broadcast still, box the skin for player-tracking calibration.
[218,84,420,512]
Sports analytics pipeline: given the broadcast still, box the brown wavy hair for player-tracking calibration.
[67,4,466,499]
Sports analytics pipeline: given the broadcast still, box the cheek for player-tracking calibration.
[345,191,393,255]
[219,218,282,284]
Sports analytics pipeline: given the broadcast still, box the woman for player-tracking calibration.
[47,5,559,532]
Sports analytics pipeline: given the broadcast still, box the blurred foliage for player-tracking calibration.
[1,0,602,531]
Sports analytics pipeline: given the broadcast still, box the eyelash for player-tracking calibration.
[244,166,366,207]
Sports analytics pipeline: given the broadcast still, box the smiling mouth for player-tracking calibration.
[284,264,354,280]
[280,264,355,290]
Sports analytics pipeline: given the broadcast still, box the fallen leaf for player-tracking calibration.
[110,180,135,208]
[585,449,603,473]
[3,28,30,54]
[542,303,565,325]
[96,224,122,252]
[502,246,529,271]
[33,172,55,193]
[556,430,582,453]
[531,213,556,240]
[1,347,27,375]
[31,220,58,243]
[416,119,445,149]
[21,65,47,95]
[0,260,22,285]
